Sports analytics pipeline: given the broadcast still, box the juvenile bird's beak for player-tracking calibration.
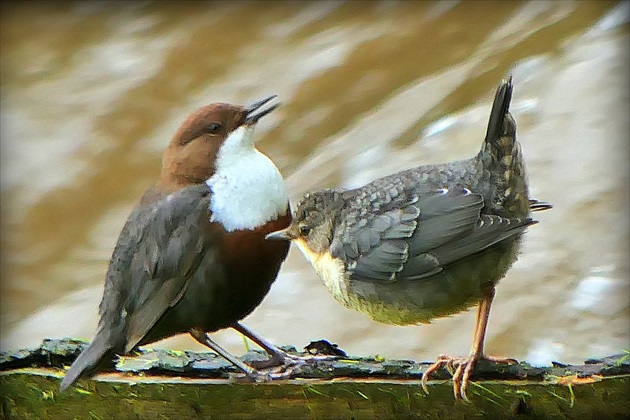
[244,94,281,125]
[265,228,293,241]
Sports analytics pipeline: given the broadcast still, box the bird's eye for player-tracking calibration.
[205,123,222,134]
[298,224,311,236]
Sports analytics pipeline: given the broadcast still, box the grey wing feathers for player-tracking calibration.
[406,189,483,254]
[125,185,215,352]
[426,214,535,267]
[345,206,418,281]
[334,186,535,283]
[98,184,214,353]
[401,213,535,281]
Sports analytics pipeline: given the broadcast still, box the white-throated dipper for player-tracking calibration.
[266,78,551,401]
[60,95,293,392]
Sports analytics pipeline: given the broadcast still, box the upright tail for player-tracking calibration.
[478,77,535,218]
[59,332,113,392]
[484,76,514,147]
[479,77,552,217]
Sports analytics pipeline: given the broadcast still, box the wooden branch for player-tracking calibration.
[1,339,628,419]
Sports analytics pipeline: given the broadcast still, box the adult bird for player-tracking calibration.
[60,95,294,392]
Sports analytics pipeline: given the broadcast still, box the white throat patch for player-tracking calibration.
[206,126,288,232]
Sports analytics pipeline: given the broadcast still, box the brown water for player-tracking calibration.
[1,1,628,366]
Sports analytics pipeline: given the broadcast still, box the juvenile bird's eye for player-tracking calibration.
[298,224,311,236]
[205,122,222,134]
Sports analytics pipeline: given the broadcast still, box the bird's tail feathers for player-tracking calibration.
[529,199,553,212]
[483,76,514,149]
[59,333,113,392]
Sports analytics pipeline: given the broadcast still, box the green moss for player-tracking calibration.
[1,369,628,419]
[1,340,629,419]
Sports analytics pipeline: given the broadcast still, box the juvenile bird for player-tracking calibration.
[60,95,293,392]
[267,78,551,401]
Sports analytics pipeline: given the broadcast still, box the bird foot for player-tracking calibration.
[249,353,295,370]
[230,353,304,381]
[265,359,305,380]
[421,354,516,402]
[255,353,342,380]
[232,352,340,382]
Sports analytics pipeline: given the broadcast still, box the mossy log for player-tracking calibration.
[1,339,628,419]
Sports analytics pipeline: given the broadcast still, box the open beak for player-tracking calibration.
[244,94,281,125]
[265,228,293,241]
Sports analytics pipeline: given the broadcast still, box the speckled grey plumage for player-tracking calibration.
[362,77,530,220]
[287,78,549,325]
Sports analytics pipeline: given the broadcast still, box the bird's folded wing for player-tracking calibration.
[332,187,534,283]
[98,184,217,353]
[400,213,536,281]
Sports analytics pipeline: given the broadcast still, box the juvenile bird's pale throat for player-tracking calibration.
[293,238,350,304]
[207,125,288,232]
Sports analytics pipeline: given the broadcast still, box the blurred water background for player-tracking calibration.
[1,0,628,367]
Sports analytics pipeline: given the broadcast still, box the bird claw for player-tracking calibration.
[250,371,275,383]
[253,353,308,380]
[250,350,301,366]
[265,360,305,380]
[229,367,284,383]
[232,353,338,382]
[421,354,516,402]
[249,358,284,370]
